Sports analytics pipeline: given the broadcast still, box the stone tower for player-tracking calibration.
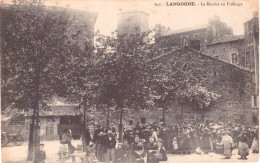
[117,10,149,35]
[244,11,259,124]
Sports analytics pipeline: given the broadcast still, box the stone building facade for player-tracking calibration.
[119,48,255,128]
[24,104,82,141]
[157,16,233,52]
[204,12,259,115]
[206,35,245,67]
[244,12,259,124]
[117,10,149,35]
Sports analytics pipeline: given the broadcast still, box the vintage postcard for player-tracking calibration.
[1,0,259,162]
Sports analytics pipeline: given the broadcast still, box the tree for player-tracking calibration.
[150,47,220,126]
[153,24,171,40]
[1,1,84,161]
[96,30,156,142]
[54,24,99,151]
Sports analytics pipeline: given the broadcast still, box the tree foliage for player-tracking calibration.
[96,31,156,110]
[151,48,220,110]
[1,1,83,111]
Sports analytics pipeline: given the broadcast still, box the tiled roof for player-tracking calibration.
[165,24,208,36]
[25,100,81,117]
[149,47,253,73]
[208,35,244,46]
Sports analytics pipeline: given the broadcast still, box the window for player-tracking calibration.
[213,71,217,77]
[232,53,238,64]
[26,122,31,130]
[251,95,259,108]
[214,55,219,59]
[251,50,255,58]
[254,96,257,107]
[246,51,250,68]
[249,33,253,44]
[181,36,188,47]
[223,48,226,52]
[194,34,199,38]
[213,50,215,54]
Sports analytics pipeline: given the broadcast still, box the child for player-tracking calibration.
[36,144,46,163]
[172,137,178,154]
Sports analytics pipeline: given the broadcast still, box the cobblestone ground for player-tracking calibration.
[1,140,259,163]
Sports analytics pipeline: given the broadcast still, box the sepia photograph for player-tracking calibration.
[0,0,259,162]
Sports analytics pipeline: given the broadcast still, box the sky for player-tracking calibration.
[4,0,259,35]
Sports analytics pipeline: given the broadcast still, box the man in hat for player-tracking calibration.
[85,126,91,147]
[93,124,101,143]
[104,130,116,163]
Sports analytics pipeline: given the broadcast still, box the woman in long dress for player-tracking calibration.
[96,132,107,161]
[130,136,145,163]
[149,139,168,163]
[251,129,259,153]
[220,131,233,159]
[60,129,76,154]
[146,137,159,163]
[238,132,249,159]
[200,129,211,154]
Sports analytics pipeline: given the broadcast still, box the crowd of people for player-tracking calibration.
[84,123,168,163]
[61,121,259,163]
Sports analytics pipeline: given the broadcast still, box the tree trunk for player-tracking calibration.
[28,65,41,163]
[118,105,123,143]
[27,124,34,161]
[27,105,36,161]
[107,106,110,128]
[181,104,183,133]
[162,104,165,123]
[82,99,87,152]
[33,72,40,163]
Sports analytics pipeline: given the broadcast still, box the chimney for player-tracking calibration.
[214,15,220,21]
[253,11,258,18]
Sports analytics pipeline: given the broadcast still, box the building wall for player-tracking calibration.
[244,14,259,97]
[113,48,255,128]
[207,15,233,42]
[206,40,245,67]
[24,116,60,141]
[158,28,208,52]
[65,9,97,51]
[117,11,149,34]
[157,16,233,52]
[164,49,254,125]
